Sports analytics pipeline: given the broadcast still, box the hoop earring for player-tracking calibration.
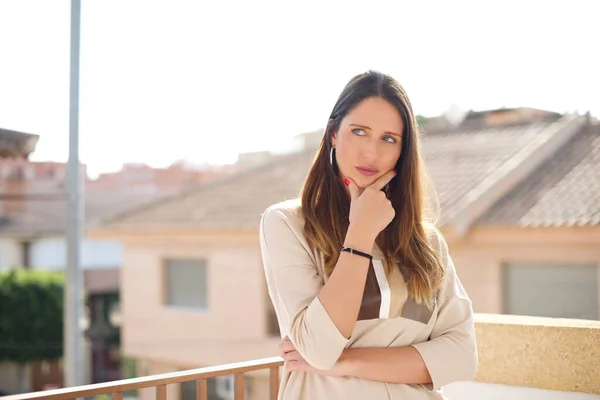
[329,147,335,166]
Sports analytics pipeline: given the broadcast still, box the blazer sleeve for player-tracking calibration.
[411,229,479,390]
[260,205,350,370]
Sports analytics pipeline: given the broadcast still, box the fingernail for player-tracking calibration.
[344,178,350,186]
[393,169,397,174]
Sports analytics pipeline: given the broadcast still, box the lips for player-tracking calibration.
[355,166,379,176]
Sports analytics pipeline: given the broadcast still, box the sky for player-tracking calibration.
[0,0,598,178]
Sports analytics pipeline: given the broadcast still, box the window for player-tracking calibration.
[164,259,208,309]
[503,263,598,320]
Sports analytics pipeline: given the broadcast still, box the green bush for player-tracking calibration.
[0,269,64,363]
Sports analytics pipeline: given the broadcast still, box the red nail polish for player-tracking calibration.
[344,178,350,186]
[393,169,397,174]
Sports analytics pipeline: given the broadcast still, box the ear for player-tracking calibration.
[328,118,338,148]
[330,130,338,148]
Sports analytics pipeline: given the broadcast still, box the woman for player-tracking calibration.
[259,70,477,399]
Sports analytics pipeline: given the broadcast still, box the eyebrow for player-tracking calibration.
[349,123,402,137]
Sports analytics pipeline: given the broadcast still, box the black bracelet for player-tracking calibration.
[341,246,373,261]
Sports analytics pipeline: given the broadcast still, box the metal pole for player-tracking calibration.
[65,0,84,389]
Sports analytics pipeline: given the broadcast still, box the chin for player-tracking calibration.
[352,174,378,188]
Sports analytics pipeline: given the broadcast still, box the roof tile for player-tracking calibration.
[101,115,598,231]
[477,123,600,227]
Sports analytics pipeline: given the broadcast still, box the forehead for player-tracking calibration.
[342,97,404,132]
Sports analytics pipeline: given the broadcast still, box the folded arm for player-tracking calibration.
[337,345,431,384]
[260,205,377,370]
[338,230,478,389]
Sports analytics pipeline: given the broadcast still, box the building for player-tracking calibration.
[0,128,39,160]
[89,161,240,195]
[89,108,600,400]
[0,128,178,392]
[0,127,249,394]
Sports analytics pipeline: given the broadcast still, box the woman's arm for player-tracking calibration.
[261,172,397,370]
[281,339,430,384]
[260,206,373,370]
[341,231,478,389]
[280,228,477,389]
[409,230,478,390]
[337,346,431,384]
[303,172,397,338]
[315,225,375,338]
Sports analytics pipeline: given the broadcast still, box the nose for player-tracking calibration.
[359,137,379,161]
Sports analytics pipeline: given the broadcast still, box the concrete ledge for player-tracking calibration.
[445,381,600,400]
[474,313,600,394]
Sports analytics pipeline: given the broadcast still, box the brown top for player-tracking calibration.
[260,198,478,399]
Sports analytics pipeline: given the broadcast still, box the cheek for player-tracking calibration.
[334,136,351,158]
[383,146,402,168]
[335,141,359,167]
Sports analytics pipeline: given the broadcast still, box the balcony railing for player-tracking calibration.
[2,313,599,400]
[1,357,283,400]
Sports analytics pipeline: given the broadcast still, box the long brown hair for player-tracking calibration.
[300,70,444,308]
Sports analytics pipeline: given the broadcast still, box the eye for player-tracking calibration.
[382,135,398,144]
[352,128,367,136]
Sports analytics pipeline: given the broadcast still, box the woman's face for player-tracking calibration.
[332,96,404,191]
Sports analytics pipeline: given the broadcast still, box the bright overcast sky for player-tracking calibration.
[0,0,598,177]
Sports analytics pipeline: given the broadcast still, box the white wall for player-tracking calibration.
[0,238,22,271]
[29,237,123,270]
[0,236,123,271]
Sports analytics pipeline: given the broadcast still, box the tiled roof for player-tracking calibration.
[99,111,599,231]
[476,123,600,227]
[0,187,172,236]
[0,127,40,157]
[422,118,560,225]
[101,152,315,230]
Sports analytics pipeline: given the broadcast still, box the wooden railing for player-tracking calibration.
[4,315,599,399]
[1,357,284,400]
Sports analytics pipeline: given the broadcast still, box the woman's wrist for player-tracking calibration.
[334,350,356,377]
[344,224,376,254]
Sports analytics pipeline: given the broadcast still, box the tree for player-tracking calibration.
[0,270,64,392]
[416,114,428,127]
